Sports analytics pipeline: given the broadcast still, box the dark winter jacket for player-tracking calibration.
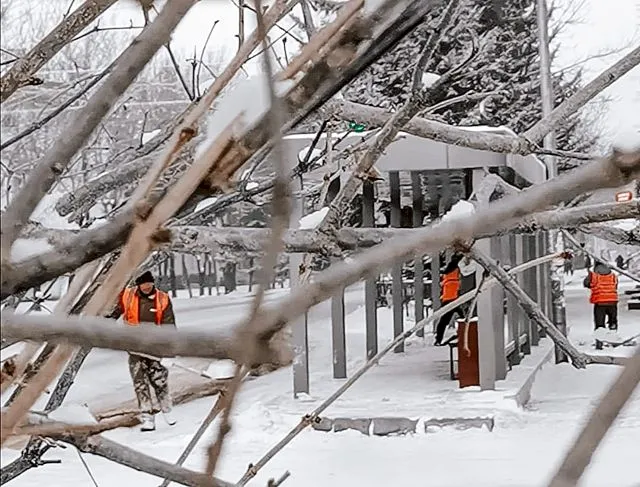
[583,262,612,288]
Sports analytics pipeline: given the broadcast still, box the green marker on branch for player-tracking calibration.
[348,121,366,132]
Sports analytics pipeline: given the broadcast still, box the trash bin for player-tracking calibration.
[456,318,479,388]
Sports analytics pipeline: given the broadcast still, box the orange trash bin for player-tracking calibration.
[456,318,479,388]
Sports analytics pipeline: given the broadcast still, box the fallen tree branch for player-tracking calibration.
[236,252,564,485]
[0,311,284,365]
[246,150,640,344]
[0,0,198,263]
[561,229,640,284]
[17,201,639,258]
[469,247,623,369]
[60,433,232,487]
[0,0,118,103]
[9,412,139,438]
[328,44,640,157]
[547,346,640,487]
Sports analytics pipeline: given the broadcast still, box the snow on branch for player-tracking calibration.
[0,0,118,103]
[0,0,199,265]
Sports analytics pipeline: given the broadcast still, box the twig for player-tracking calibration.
[0,0,118,103]
[0,63,114,152]
[165,42,194,100]
[10,413,139,438]
[0,0,198,265]
[159,395,225,487]
[195,19,220,98]
[205,0,291,475]
[236,253,563,485]
[561,230,640,283]
[547,346,640,487]
[299,0,316,39]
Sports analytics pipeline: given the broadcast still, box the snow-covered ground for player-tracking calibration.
[2,273,639,487]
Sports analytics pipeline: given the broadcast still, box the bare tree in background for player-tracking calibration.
[0,0,639,486]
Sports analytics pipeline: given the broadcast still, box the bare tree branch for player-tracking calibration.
[0,311,284,368]
[547,346,640,487]
[0,0,198,263]
[236,251,564,485]
[469,246,623,369]
[0,0,118,103]
[8,411,139,438]
[0,63,114,151]
[205,0,292,475]
[244,150,640,344]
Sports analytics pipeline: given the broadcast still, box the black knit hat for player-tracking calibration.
[134,271,155,286]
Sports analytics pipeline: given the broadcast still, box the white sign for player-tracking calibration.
[615,191,633,202]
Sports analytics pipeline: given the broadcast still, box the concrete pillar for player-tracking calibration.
[389,171,404,353]
[411,172,425,336]
[290,177,309,397]
[506,233,522,365]
[524,235,540,346]
[331,280,347,379]
[491,236,507,381]
[516,234,531,355]
[362,180,378,359]
[475,239,496,390]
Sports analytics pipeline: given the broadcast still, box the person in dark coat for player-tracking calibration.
[111,271,177,431]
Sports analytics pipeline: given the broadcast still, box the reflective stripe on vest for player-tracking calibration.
[589,272,618,304]
[122,288,169,325]
[441,268,460,301]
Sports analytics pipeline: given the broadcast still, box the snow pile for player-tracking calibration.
[297,146,324,164]
[613,219,638,231]
[141,129,161,144]
[246,181,259,190]
[440,200,475,223]
[48,404,97,425]
[194,196,219,213]
[299,207,329,229]
[10,238,53,263]
[204,359,236,379]
[196,74,296,159]
[31,191,79,230]
[421,72,441,88]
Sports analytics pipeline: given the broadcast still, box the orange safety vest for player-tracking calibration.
[589,272,618,304]
[441,268,460,302]
[121,287,170,326]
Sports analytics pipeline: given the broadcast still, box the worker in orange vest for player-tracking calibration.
[434,252,464,346]
[112,271,177,431]
[583,261,618,350]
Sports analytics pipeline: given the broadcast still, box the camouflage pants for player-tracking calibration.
[127,354,172,414]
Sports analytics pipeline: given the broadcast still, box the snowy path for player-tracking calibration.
[3,275,639,487]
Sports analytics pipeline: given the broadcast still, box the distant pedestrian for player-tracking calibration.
[112,271,177,431]
[564,259,574,276]
[616,254,625,269]
[583,261,618,350]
